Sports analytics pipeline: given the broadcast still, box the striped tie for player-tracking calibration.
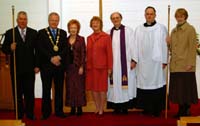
[21,29,25,42]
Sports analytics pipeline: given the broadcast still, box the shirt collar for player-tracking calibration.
[18,26,27,33]
[49,27,57,32]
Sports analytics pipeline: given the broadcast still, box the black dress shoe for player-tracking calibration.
[27,115,37,120]
[152,112,161,117]
[70,107,76,115]
[121,109,128,115]
[77,107,82,116]
[40,115,50,120]
[113,109,120,114]
[173,113,180,119]
[55,113,67,118]
[18,114,24,119]
[18,116,23,120]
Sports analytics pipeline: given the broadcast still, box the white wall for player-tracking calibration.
[0,0,48,32]
[0,0,199,98]
[61,0,99,37]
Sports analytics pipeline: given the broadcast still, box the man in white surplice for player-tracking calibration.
[134,6,168,117]
[107,12,137,114]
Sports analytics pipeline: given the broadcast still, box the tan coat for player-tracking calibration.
[170,22,196,72]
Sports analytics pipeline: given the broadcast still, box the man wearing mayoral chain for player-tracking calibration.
[37,12,67,120]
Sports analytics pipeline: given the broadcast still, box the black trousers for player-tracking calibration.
[40,67,64,117]
[11,71,35,118]
[136,85,166,116]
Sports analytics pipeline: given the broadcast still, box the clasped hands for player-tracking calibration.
[51,55,61,66]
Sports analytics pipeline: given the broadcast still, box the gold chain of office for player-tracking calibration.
[45,28,60,52]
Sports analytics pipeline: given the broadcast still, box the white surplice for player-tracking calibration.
[134,23,168,90]
[107,26,138,103]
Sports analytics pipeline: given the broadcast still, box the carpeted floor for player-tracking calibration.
[0,99,200,126]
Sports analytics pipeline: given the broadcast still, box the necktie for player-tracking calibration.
[52,29,56,40]
[21,29,25,42]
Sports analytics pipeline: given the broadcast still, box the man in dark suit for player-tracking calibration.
[2,11,39,120]
[37,12,67,120]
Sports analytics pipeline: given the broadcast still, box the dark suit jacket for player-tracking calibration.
[66,35,86,69]
[2,27,37,75]
[37,27,67,70]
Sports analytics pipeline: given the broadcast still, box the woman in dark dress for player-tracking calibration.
[65,19,86,116]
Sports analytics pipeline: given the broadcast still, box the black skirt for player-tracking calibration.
[169,72,198,105]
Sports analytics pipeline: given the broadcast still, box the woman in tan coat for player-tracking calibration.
[168,8,198,118]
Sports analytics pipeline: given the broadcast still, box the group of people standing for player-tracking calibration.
[2,6,198,120]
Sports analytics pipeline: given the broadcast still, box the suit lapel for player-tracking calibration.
[25,28,30,43]
[15,27,25,43]
[15,27,23,43]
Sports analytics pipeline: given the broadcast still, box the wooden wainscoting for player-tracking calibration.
[0,120,25,126]
[0,52,14,110]
[177,116,200,126]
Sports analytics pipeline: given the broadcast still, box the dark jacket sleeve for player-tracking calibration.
[80,36,86,67]
[2,29,12,55]
[37,29,52,61]
[32,29,39,68]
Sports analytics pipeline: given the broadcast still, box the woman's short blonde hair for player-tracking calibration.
[175,8,188,20]
[67,19,81,34]
[90,16,103,31]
